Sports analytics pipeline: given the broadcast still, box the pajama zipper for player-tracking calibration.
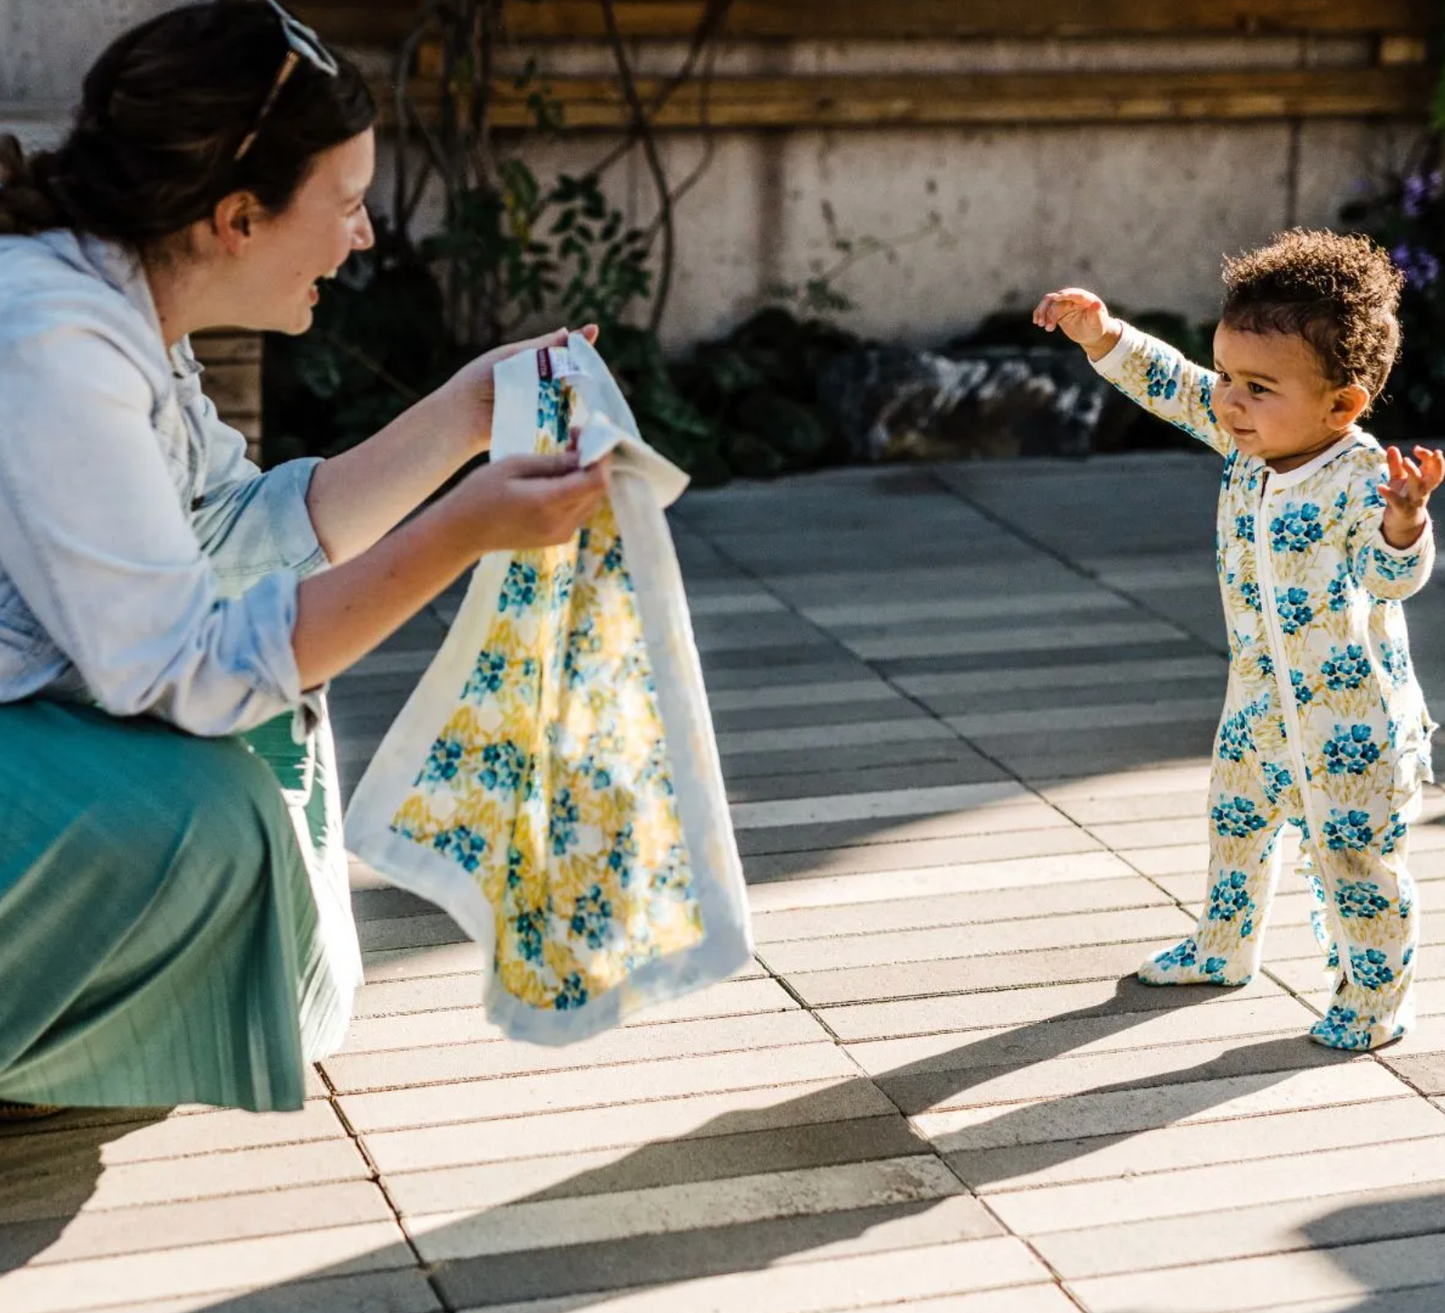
[1254,470,1355,985]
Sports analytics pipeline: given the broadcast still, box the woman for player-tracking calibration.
[0,0,609,1116]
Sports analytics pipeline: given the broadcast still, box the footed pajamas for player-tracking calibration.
[1094,326,1435,1050]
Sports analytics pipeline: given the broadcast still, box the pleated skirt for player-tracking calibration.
[0,699,361,1112]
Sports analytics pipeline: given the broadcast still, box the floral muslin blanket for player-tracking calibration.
[345,333,752,1043]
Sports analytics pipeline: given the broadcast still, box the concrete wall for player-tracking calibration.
[372,33,1424,349]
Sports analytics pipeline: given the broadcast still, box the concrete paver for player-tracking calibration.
[9,453,1445,1311]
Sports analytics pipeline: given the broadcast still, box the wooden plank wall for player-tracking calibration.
[192,331,263,465]
[298,0,1440,128]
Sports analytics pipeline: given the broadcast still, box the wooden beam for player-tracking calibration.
[297,0,1439,48]
[382,67,1435,131]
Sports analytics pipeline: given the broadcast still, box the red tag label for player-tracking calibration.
[537,347,553,381]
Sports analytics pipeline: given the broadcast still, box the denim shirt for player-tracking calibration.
[0,230,329,735]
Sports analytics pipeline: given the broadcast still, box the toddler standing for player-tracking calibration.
[1035,229,1441,1050]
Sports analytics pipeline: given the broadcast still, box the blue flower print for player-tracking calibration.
[1275,587,1314,635]
[1380,640,1411,688]
[1257,649,1275,679]
[1373,548,1419,583]
[599,537,628,581]
[1321,644,1371,692]
[1335,490,1349,516]
[1323,808,1375,852]
[514,907,546,962]
[1212,796,1270,838]
[607,824,638,888]
[1335,879,1391,920]
[433,824,486,872]
[1234,512,1255,542]
[421,736,464,784]
[1260,760,1293,803]
[569,885,614,950]
[477,741,531,796]
[1312,1005,1370,1050]
[1364,484,1387,511]
[1404,944,1415,967]
[1208,870,1255,926]
[1200,375,1217,424]
[1323,723,1382,776]
[499,561,540,613]
[1153,939,1198,970]
[1327,565,1351,613]
[1145,354,1178,400]
[1202,956,1230,976]
[549,788,580,855]
[550,561,576,613]
[1217,710,1253,762]
[563,616,603,687]
[463,651,507,702]
[1290,669,1313,706]
[505,842,524,891]
[1382,812,1408,858]
[1240,579,1261,612]
[1350,947,1395,991]
[553,972,589,1010]
[1270,502,1324,553]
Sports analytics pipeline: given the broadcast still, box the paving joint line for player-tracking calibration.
[312,1060,450,1310]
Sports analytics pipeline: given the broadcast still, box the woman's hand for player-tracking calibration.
[1032,288,1123,361]
[457,451,611,555]
[444,323,601,458]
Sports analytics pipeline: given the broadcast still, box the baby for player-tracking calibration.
[1035,229,1442,1050]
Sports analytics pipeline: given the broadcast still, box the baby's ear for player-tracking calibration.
[1330,382,1371,430]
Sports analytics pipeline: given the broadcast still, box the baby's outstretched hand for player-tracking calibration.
[1379,444,1444,549]
[1032,288,1122,361]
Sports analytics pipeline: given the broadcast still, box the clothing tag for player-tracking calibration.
[538,346,584,382]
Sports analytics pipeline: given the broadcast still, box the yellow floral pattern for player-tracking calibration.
[387,377,704,1014]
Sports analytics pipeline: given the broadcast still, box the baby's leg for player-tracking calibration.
[1139,762,1285,987]
[1309,817,1418,1051]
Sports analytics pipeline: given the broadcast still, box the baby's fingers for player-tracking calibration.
[1414,445,1445,492]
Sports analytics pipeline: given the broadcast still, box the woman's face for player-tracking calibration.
[245,128,376,334]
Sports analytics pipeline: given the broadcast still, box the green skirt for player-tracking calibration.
[0,699,361,1112]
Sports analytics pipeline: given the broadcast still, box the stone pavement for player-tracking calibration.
[7,452,1445,1313]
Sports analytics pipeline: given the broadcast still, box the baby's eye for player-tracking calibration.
[1216,371,1231,383]
[1247,382,1269,395]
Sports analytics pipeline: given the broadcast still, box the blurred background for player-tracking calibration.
[2,1,1441,479]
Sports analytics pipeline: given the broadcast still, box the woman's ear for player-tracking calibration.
[212,192,259,255]
[1329,382,1370,432]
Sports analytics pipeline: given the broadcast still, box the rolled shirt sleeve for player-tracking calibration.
[0,319,314,737]
[179,352,330,592]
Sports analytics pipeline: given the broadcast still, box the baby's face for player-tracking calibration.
[1211,323,1366,473]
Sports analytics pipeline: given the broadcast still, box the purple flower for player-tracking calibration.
[1391,243,1440,289]
[1403,169,1442,218]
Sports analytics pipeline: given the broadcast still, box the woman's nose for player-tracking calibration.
[355,206,376,251]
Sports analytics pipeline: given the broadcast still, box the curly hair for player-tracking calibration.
[1220,228,1404,411]
[0,2,374,250]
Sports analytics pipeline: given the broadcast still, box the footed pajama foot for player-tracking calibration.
[1137,936,1255,987]
[1308,978,1415,1052]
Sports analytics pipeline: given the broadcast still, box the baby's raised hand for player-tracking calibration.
[1032,288,1122,360]
[1379,444,1445,548]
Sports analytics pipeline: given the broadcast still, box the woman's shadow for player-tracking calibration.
[0,1108,168,1278]
[177,974,1344,1310]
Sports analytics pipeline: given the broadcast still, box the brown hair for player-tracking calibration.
[0,1,375,249]
[1220,227,1404,410]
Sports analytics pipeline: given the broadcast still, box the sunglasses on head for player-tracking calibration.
[232,0,340,163]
